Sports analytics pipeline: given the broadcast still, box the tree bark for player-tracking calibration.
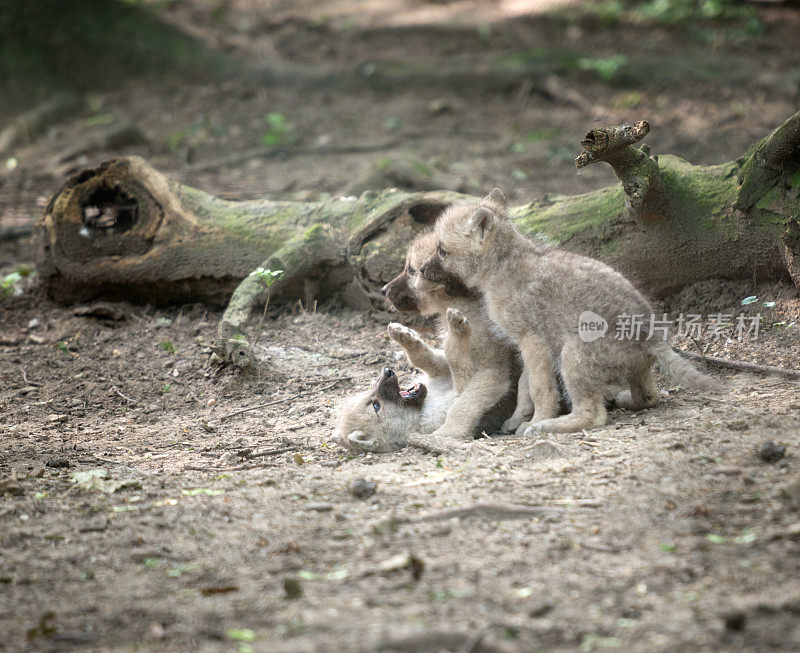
[34,112,800,364]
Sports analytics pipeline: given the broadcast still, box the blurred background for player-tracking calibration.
[2,0,799,264]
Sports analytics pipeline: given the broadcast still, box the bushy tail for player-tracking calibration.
[654,343,721,392]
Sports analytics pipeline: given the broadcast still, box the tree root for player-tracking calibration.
[403,502,559,524]
[675,349,800,380]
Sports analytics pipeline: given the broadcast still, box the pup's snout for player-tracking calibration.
[419,263,429,278]
[383,368,394,378]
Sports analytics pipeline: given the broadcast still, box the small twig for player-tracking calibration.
[20,367,40,387]
[458,627,490,653]
[689,337,707,366]
[0,225,33,242]
[674,348,800,379]
[402,502,560,524]
[247,445,298,459]
[214,377,350,422]
[112,386,138,405]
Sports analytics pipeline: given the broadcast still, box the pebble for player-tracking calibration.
[526,440,569,461]
[350,478,377,499]
[710,465,743,476]
[756,441,786,464]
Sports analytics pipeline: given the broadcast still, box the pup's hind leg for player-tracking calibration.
[434,369,511,440]
[616,366,660,410]
[388,323,449,377]
[524,340,606,434]
[502,368,534,433]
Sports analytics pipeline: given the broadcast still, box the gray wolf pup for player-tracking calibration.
[420,189,716,435]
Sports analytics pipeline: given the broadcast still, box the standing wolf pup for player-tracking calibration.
[420,189,716,435]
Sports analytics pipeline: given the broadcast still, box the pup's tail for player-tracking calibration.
[653,343,721,392]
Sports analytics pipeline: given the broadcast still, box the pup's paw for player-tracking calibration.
[429,427,471,442]
[388,322,422,346]
[445,307,469,334]
[521,422,545,438]
[514,420,533,436]
[502,414,528,434]
[407,432,469,455]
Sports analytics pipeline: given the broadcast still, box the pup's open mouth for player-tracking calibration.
[376,368,427,407]
[400,382,422,399]
[399,381,427,405]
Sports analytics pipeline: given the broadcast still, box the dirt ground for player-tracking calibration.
[2,1,800,651]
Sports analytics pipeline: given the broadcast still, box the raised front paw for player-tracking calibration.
[446,307,469,334]
[388,322,422,347]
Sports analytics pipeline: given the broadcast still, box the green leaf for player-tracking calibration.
[181,488,225,496]
[71,469,110,484]
[706,534,727,544]
[159,341,176,353]
[226,628,257,642]
[85,113,114,126]
[660,542,676,553]
[734,531,757,544]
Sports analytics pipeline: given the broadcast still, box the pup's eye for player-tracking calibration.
[372,401,381,413]
[437,243,448,257]
[407,266,416,276]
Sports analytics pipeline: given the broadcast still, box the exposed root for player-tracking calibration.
[404,502,558,523]
[675,348,800,380]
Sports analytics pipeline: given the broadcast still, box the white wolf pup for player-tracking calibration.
[420,188,716,435]
[334,315,462,453]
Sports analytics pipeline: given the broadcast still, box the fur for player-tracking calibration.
[420,189,717,435]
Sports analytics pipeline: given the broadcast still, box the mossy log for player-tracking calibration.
[34,113,800,364]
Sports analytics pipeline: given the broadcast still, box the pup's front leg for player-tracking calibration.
[388,322,450,377]
[519,333,560,424]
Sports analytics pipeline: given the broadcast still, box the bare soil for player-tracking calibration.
[2,2,800,651]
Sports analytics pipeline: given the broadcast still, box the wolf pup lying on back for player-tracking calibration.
[420,189,717,435]
[335,315,461,453]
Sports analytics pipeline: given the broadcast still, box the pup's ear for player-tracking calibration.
[467,206,494,241]
[347,430,376,451]
[484,187,507,209]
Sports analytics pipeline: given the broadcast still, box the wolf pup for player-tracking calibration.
[382,231,531,437]
[334,314,464,453]
[420,189,716,435]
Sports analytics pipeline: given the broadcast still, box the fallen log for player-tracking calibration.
[34,112,800,364]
